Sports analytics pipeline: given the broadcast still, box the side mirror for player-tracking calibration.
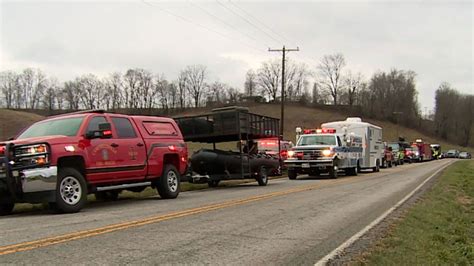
[86,122,113,139]
[7,136,14,141]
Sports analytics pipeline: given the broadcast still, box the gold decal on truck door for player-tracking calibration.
[129,147,138,160]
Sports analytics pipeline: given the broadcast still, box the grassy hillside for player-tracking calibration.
[1,105,472,154]
[0,109,44,140]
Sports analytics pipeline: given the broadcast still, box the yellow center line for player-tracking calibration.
[0,164,419,256]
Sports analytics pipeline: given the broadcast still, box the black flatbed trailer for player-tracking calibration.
[174,106,281,186]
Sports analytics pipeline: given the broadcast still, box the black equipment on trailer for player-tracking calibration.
[174,106,281,187]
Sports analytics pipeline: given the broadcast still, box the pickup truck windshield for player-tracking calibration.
[298,135,336,146]
[17,117,85,139]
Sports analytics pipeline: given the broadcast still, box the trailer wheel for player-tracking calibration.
[388,161,393,168]
[288,170,297,180]
[256,166,268,186]
[0,203,14,216]
[53,167,87,213]
[157,164,180,199]
[346,166,358,176]
[208,180,220,187]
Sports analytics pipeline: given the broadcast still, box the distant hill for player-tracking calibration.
[0,109,44,140]
[1,104,472,153]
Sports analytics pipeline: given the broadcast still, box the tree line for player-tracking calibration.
[1,53,472,146]
[0,65,241,111]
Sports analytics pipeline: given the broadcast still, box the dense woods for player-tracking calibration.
[0,53,472,147]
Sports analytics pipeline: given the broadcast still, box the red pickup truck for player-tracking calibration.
[0,110,187,214]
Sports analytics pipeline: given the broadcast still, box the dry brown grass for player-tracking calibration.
[0,109,44,140]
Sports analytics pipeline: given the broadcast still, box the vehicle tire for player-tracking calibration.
[381,159,387,168]
[0,203,14,216]
[288,170,297,180]
[53,167,87,213]
[95,190,120,201]
[372,160,380,172]
[157,164,180,199]
[256,166,268,186]
[388,161,392,168]
[352,166,358,176]
[208,180,220,187]
[328,163,338,179]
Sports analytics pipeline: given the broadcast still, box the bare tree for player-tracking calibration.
[317,53,346,105]
[0,71,19,109]
[244,70,257,96]
[344,71,363,106]
[257,59,281,101]
[183,65,207,108]
[286,62,310,101]
[123,69,140,109]
[78,74,103,110]
[104,72,123,110]
[177,71,188,109]
[63,80,81,110]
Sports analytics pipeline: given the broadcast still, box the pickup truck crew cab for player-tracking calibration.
[0,110,187,214]
[285,128,362,179]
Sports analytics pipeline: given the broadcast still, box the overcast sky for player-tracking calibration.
[1,0,472,112]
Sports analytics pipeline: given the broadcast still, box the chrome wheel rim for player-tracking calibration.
[167,171,178,192]
[60,176,82,205]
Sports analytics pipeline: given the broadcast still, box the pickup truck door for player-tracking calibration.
[108,116,147,181]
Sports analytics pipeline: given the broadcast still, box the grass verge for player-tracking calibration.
[356,160,474,265]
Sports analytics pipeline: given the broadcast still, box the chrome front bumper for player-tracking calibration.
[284,159,334,168]
[21,166,58,193]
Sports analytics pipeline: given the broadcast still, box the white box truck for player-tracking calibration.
[322,117,383,172]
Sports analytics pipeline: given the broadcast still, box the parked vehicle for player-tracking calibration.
[175,106,280,187]
[411,139,433,161]
[459,152,471,159]
[404,146,420,163]
[387,142,404,165]
[445,149,460,158]
[0,110,188,215]
[257,138,293,161]
[382,143,395,168]
[322,117,384,172]
[285,127,362,179]
[430,144,442,159]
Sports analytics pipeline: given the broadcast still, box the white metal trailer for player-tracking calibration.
[322,117,383,171]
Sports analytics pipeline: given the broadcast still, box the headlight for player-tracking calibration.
[322,149,333,157]
[15,144,48,157]
[287,150,295,158]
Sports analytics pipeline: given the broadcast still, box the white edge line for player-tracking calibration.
[315,160,455,266]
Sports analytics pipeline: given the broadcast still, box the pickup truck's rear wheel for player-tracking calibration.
[0,203,14,216]
[372,160,380,172]
[53,168,87,213]
[157,164,180,199]
[256,166,268,186]
[288,170,297,180]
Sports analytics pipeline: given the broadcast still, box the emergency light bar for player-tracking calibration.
[302,128,336,134]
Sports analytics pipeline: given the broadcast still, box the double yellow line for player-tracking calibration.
[0,166,412,256]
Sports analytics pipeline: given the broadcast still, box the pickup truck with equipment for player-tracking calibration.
[0,110,187,214]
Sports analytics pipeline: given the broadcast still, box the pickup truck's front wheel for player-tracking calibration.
[0,203,14,216]
[53,168,87,213]
[256,166,268,186]
[157,164,180,199]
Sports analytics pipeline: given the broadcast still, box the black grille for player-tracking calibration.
[297,150,322,160]
[0,157,6,178]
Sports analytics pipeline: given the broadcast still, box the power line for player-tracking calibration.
[227,0,292,46]
[141,0,266,55]
[186,0,269,47]
[215,0,282,46]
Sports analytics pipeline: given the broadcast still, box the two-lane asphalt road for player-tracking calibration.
[0,159,453,264]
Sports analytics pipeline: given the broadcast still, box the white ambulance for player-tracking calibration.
[322,117,383,172]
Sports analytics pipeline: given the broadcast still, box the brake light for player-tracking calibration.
[280,150,288,157]
[0,146,4,155]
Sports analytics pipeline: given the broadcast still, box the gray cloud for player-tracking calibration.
[1,1,472,111]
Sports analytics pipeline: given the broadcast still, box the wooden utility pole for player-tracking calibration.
[268,45,299,139]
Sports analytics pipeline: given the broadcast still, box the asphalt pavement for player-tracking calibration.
[0,159,453,265]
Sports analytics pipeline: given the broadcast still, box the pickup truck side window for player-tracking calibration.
[111,117,137,138]
[86,116,107,133]
[143,122,177,136]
